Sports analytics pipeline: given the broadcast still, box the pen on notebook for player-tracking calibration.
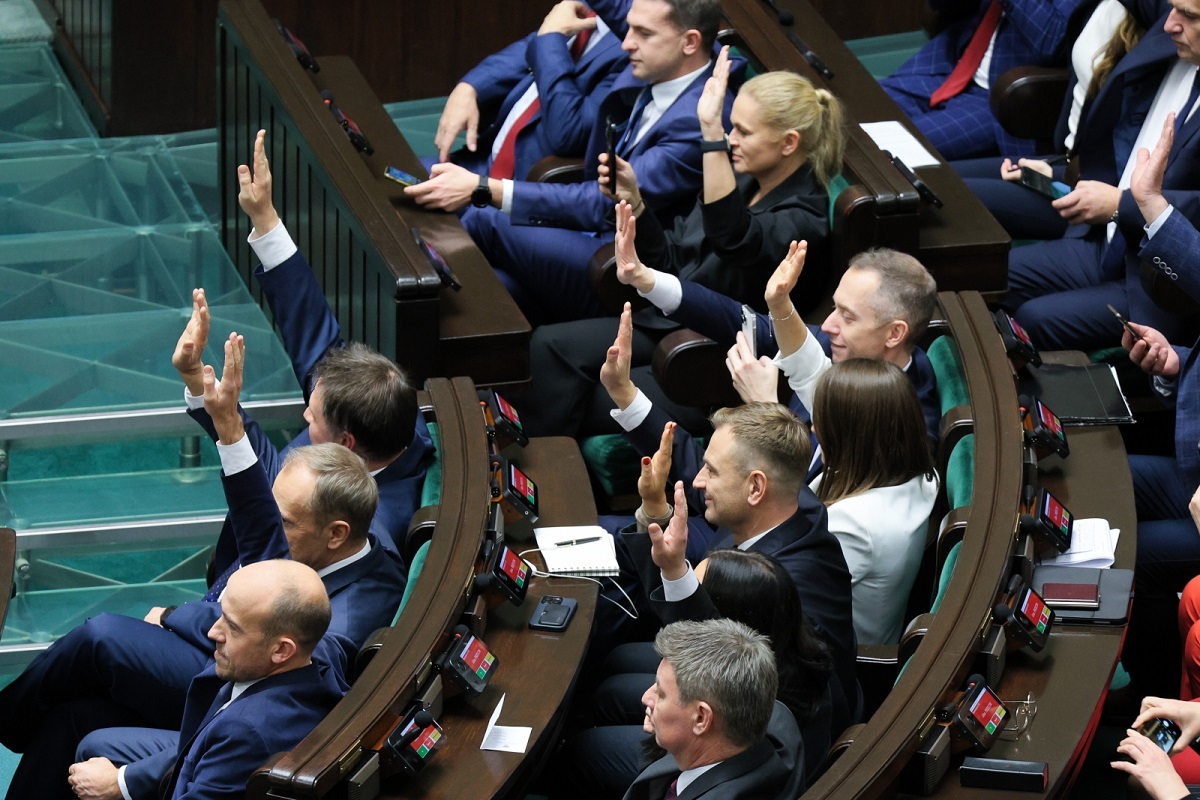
[552,537,602,548]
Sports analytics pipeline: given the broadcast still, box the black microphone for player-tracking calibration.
[412,709,434,729]
[993,603,1013,624]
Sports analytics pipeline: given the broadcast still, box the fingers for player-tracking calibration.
[254,129,269,176]
[465,121,478,154]
[672,480,686,516]
[617,301,633,353]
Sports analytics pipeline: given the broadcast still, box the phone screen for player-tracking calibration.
[411,227,463,290]
[497,545,529,590]
[1019,167,1067,199]
[386,166,423,187]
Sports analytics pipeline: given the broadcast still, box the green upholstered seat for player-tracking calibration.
[926,335,969,416]
[930,541,962,614]
[945,433,975,512]
[394,540,430,622]
[419,422,442,508]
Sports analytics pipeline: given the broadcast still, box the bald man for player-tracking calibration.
[66,560,345,800]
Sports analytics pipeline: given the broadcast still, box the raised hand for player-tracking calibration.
[237,129,280,235]
[172,288,211,397]
[203,332,246,446]
[539,0,598,36]
[638,421,675,518]
[765,240,808,318]
[614,201,655,291]
[649,481,689,581]
[600,302,637,410]
[1131,114,1173,227]
[696,45,730,140]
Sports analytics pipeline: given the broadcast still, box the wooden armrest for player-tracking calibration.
[525,155,585,184]
[652,329,741,409]
[404,506,439,566]
[587,243,648,315]
[990,66,1069,143]
[827,723,866,769]
[935,507,971,579]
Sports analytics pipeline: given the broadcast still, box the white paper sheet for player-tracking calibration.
[859,120,939,168]
[480,693,532,753]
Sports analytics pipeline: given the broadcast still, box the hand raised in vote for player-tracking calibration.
[649,481,689,581]
[1131,114,1174,228]
[697,46,731,141]
[203,332,247,447]
[637,421,675,520]
[614,201,655,292]
[172,288,210,397]
[600,302,637,410]
[237,129,281,236]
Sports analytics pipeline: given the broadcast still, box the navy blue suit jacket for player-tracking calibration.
[192,247,432,573]
[889,0,1082,154]
[164,662,343,800]
[1066,19,1200,326]
[509,60,734,231]
[457,25,627,179]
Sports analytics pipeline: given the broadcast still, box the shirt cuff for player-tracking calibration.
[610,389,652,431]
[771,332,828,405]
[635,503,673,532]
[1154,374,1178,398]
[661,564,699,601]
[247,222,298,270]
[216,435,257,475]
[501,179,515,215]
[117,765,133,800]
[640,271,681,315]
[1145,204,1175,238]
[183,386,205,411]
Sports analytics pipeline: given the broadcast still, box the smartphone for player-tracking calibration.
[1041,581,1100,609]
[605,116,618,195]
[529,595,578,631]
[410,227,463,291]
[1019,166,1069,200]
[1137,717,1182,752]
[740,305,757,359]
[385,165,424,187]
[1107,304,1145,344]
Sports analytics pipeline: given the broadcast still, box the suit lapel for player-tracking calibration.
[677,741,775,800]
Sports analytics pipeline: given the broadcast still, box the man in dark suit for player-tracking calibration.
[64,560,345,800]
[406,0,733,324]
[430,1,628,179]
[614,399,858,731]
[0,339,399,800]
[186,130,432,568]
[623,618,802,800]
[881,0,1084,159]
[999,4,1200,350]
[583,246,940,448]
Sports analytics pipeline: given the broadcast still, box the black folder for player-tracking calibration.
[1017,362,1133,426]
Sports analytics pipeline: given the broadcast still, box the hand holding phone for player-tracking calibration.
[1019,166,1069,199]
[1108,304,1145,345]
[605,117,618,195]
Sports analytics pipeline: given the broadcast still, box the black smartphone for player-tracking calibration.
[1019,166,1068,199]
[1137,717,1182,753]
[529,595,578,631]
[1107,304,1145,344]
[605,116,618,195]
[385,165,424,187]
[410,227,462,291]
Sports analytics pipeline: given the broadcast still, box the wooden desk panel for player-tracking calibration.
[384,435,599,800]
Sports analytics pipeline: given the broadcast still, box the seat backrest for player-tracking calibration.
[929,540,962,614]
[944,433,975,512]
[419,422,443,508]
[926,334,968,415]
[394,539,431,623]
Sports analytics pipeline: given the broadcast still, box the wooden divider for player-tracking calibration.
[806,292,1023,799]
[216,0,529,389]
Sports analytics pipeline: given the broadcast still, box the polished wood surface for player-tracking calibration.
[723,0,1011,295]
[216,0,529,388]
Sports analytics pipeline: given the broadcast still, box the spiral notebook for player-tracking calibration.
[534,526,620,577]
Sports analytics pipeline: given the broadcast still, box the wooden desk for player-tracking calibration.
[216,0,530,389]
[723,0,1011,295]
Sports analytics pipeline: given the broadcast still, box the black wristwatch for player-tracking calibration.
[471,174,492,208]
[700,135,730,153]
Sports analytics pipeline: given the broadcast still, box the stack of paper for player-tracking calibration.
[1040,518,1118,569]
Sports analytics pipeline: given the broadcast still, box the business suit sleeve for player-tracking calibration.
[161,601,223,652]
[220,459,289,565]
[530,33,625,156]
[254,250,344,398]
[586,0,633,37]
[1139,210,1200,304]
[174,719,275,800]
[187,407,285,482]
[647,583,721,624]
[1001,0,1078,56]
[461,33,537,120]
[121,747,178,800]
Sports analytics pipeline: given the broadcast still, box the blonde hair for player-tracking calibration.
[740,71,846,188]
[1087,13,1145,102]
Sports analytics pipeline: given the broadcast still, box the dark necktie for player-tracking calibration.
[1176,67,1200,137]
[203,562,237,602]
[664,777,679,800]
[617,88,652,155]
[929,0,1003,108]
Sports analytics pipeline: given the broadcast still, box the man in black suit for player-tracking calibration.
[623,618,801,800]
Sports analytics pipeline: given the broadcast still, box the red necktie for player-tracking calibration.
[490,12,597,179]
[929,0,1003,108]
